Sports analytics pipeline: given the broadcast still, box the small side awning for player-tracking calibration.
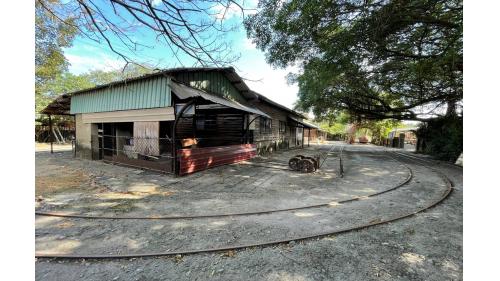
[40,94,72,115]
[170,81,271,118]
[288,115,319,129]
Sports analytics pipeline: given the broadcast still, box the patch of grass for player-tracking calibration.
[57,221,75,229]
[406,228,416,235]
[221,250,236,258]
[108,200,138,213]
[174,254,184,263]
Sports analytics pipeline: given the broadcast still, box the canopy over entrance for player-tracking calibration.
[170,81,270,118]
[288,115,319,129]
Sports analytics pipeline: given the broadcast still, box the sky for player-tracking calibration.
[62,1,300,111]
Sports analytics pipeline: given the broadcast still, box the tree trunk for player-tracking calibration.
[446,100,457,117]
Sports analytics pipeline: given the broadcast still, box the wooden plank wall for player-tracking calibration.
[175,112,245,147]
[134,121,160,156]
[197,113,244,146]
[176,117,195,140]
[177,144,256,175]
[82,107,175,123]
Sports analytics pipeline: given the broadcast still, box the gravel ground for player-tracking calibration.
[35,143,463,281]
[36,143,410,217]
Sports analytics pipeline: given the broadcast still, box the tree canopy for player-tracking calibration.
[35,0,77,90]
[245,0,463,121]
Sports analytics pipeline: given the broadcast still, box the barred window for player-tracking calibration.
[260,117,272,134]
[279,121,286,135]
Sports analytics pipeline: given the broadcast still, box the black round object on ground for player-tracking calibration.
[289,156,303,170]
[300,158,316,173]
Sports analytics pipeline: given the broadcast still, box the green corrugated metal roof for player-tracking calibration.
[70,76,171,114]
[173,71,247,104]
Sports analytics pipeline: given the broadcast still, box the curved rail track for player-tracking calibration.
[35,148,453,259]
[35,144,405,220]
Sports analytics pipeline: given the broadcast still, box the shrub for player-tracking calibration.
[416,115,463,161]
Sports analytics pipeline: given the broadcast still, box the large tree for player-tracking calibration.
[245,0,463,121]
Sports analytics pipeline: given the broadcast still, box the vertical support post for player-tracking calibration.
[48,114,53,154]
[308,128,310,147]
[171,117,176,175]
[172,99,197,176]
[302,127,305,148]
[243,114,250,144]
[73,115,77,158]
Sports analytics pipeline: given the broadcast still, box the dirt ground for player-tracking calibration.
[35,142,463,281]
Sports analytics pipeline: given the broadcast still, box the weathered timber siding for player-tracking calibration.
[81,107,175,123]
[175,112,245,147]
[249,101,294,154]
[172,71,247,104]
[134,121,160,156]
[70,76,171,114]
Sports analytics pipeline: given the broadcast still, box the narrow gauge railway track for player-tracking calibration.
[36,148,452,259]
[392,151,462,171]
[241,142,339,171]
[390,151,459,187]
[35,146,406,220]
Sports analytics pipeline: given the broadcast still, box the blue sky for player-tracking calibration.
[62,0,300,110]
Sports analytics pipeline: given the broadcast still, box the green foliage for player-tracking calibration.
[359,119,402,143]
[317,111,350,135]
[417,115,462,161]
[35,0,77,87]
[320,122,347,135]
[316,110,401,142]
[35,0,78,115]
[246,0,463,121]
[36,73,94,114]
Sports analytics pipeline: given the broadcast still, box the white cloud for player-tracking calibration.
[65,53,126,75]
[151,0,162,7]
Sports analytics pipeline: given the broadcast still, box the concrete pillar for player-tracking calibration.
[75,114,98,159]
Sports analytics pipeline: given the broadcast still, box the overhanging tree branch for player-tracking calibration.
[37,0,252,67]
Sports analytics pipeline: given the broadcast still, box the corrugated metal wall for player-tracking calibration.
[173,71,246,104]
[70,76,171,114]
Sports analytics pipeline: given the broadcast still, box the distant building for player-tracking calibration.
[386,127,418,149]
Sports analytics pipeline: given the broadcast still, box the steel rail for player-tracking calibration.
[392,151,463,170]
[35,150,452,259]
[236,162,292,171]
[338,145,345,177]
[35,149,411,220]
[388,152,456,194]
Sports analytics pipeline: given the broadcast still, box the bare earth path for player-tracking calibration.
[35,143,462,281]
